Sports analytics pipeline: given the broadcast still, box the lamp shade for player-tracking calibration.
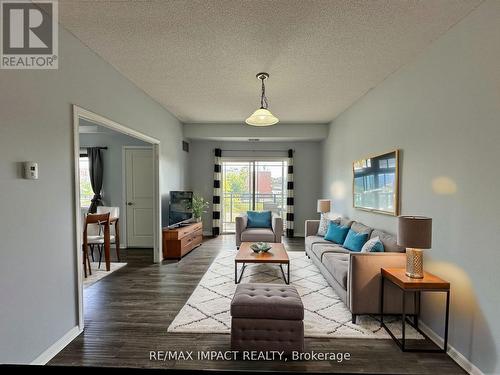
[245,108,279,127]
[397,216,432,249]
[317,199,331,213]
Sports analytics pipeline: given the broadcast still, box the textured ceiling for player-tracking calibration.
[59,0,481,123]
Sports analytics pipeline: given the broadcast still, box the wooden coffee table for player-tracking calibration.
[235,242,290,284]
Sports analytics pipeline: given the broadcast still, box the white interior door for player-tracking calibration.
[125,148,154,247]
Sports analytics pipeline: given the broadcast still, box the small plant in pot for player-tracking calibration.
[191,194,209,222]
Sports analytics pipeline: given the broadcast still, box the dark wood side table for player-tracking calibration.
[380,267,450,353]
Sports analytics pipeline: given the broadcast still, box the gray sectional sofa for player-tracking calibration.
[305,218,416,323]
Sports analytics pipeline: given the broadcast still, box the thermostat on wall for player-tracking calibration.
[23,161,38,180]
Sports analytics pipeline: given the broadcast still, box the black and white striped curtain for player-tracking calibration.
[212,148,222,236]
[286,149,294,237]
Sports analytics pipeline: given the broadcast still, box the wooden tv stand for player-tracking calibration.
[162,222,203,260]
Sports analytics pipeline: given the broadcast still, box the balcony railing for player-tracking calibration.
[222,192,286,232]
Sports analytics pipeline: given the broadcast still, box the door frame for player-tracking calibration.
[122,145,154,249]
[72,105,162,330]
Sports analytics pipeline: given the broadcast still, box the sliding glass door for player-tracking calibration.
[222,159,287,233]
[222,161,252,233]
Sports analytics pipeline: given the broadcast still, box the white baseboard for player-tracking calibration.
[418,320,483,375]
[31,326,81,365]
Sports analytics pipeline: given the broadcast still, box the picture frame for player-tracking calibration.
[352,149,400,216]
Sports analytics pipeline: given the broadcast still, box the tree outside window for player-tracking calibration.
[79,156,93,208]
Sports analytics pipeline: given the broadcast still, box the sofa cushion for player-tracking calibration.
[312,244,348,261]
[247,211,272,228]
[305,235,331,251]
[351,221,373,235]
[241,228,275,242]
[231,283,304,320]
[370,230,404,252]
[325,222,350,244]
[343,229,369,252]
[322,253,349,289]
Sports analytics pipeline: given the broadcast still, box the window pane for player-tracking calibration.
[79,157,93,208]
[222,162,252,232]
[221,159,287,233]
[255,161,287,226]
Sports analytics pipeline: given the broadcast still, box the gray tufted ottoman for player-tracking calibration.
[230,283,304,353]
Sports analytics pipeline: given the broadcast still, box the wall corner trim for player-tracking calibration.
[418,320,483,375]
[30,326,82,365]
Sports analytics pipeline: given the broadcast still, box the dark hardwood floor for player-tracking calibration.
[50,235,465,374]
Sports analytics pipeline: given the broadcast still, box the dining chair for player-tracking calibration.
[82,212,110,277]
[96,206,120,263]
[81,207,101,263]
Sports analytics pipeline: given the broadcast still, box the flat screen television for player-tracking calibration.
[168,191,193,227]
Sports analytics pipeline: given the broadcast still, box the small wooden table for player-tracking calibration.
[380,268,450,352]
[235,242,290,284]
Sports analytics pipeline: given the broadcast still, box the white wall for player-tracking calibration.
[80,129,150,247]
[321,1,500,373]
[187,140,323,237]
[0,27,187,363]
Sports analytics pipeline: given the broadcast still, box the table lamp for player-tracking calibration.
[397,216,432,279]
[317,199,331,218]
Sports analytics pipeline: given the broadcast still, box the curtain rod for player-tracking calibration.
[221,149,293,152]
[79,146,108,157]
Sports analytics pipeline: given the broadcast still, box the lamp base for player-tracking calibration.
[405,248,424,279]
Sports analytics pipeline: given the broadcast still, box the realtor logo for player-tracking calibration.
[1,0,58,69]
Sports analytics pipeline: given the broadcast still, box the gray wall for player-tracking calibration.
[80,129,150,247]
[0,27,187,363]
[187,140,323,237]
[321,1,500,373]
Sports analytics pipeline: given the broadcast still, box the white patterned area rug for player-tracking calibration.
[83,262,127,289]
[168,250,422,339]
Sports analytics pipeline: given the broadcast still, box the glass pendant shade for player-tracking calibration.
[245,108,279,127]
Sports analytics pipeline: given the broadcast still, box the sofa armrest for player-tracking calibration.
[305,220,320,237]
[235,215,248,247]
[348,253,416,315]
[272,214,283,243]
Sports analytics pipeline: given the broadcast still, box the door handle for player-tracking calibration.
[127,202,134,206]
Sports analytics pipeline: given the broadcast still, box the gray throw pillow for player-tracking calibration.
[361,236,385,252]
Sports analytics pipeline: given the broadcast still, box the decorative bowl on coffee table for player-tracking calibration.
[250,242,272,253]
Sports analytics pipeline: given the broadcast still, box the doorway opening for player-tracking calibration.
[221,159,287,233]
[73,105,161,330]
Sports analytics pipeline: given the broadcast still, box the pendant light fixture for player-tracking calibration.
[245,72,279,126]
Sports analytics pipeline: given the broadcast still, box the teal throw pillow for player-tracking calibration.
[324,222,350,244]
[247,211,272,228]
[343,229,369,252]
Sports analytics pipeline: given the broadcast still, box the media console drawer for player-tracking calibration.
[162,222,203,260]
